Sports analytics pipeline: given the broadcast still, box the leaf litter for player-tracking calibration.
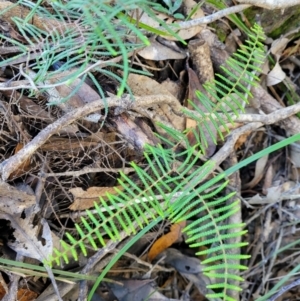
[1,1,300,301]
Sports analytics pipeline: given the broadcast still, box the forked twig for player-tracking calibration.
[267,278,300,301]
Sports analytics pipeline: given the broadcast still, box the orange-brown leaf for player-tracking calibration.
[147,221,186,262]
[0,283,37,301]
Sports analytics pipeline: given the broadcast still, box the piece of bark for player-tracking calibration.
[112,113,156,151]
[188,39,215,86]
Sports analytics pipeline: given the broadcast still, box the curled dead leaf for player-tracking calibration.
[147,221,186,262]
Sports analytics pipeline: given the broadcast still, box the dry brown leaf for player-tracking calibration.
[113,113,157,151]
[0,18,26,43]
[18,96,53,121]
[264,37,289,87]
[160,78,185,101]
[138,37,186,60]
[0,182,35,215]
[127,73,185,132]
[262,164,274,195]
[243,155,268,189]
[0,285,37,301]
[248,186,281,204]
[17,288,38,301]
[0,1,75,34]
[0,282,6,299]
[270,37,289,57]
[147,221,186,262]
[165,0,205,41]
[50,77,100,113]
[282,39,300,58]
[281,180,298,193]
[185,66,216,156]
[69,186,123,211]
[234,131,251,150]
[8,217,53,261]
[266,61,286,86]
[40,137,99,151]
[137,0,204,41]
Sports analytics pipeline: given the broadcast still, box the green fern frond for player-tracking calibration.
[47,24,266,301]
[0,0,176,98]
[184,24,265,148]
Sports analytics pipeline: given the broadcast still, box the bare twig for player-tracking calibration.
[211,122,263,165]
[78,240,121,301]
[0,94,182,181]
[237,0,300,9]
[42,167,135,178]
[0,52,135,90]
[18,63,38,92]
[266,278,300,301]
[3,88,300,182]
[165,4,251,29]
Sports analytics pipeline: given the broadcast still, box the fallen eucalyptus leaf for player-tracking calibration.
[266,61,286,86]
[138,37,186,60]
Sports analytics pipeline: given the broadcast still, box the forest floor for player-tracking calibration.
[1,1,300,301]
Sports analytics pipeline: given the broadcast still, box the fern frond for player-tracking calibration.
[47,24,266,301]
[184,24,265,147]
[0,0,176,98]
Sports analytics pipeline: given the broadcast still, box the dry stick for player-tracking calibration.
[236,0,299,9]
[210,122,263,167]
[252,85,300,136]
[267,278,300,301]
[43,167,135,178]
[264,229,283,289]
[0,94,182,181]
[2,92,300,182]
[77,239,121,301]
[187,101,300,126]
[166,4,251,29]
[0,52,135,91]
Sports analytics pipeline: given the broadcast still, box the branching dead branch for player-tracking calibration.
[2,89,300,181]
